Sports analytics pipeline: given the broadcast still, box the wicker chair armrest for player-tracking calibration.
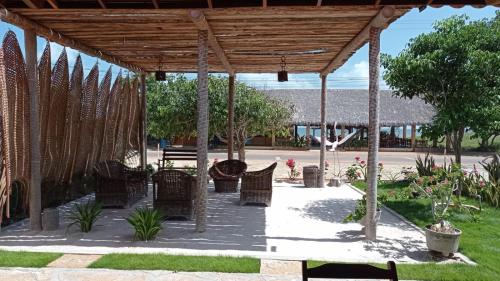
[211,164,240,180]
[242,162,277,179]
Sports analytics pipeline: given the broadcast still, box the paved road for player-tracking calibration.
[148,147,492,178]
[148,148,490,169]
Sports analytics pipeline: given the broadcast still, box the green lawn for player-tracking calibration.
[89,253,260,273]
[0,250,62,267]
[350,181,500,281]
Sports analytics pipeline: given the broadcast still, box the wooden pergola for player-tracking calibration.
[1,0,497,240]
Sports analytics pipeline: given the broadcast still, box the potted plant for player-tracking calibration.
[412,165,463,257]
[343,195,382,230]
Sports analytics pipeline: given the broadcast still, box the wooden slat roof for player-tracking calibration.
[1,1,498,73]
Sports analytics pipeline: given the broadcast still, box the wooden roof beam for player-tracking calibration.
[46,0,58,9]
[317,0,322,6]
[320,6,395,76]
[22,0,45,8]
[207,0,213,9]
[97,0,106,9]
[0,8,145,73]
[263,0,267,8]
[189,10,235,76]
[152,0,159,9]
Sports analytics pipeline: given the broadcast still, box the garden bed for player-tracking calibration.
[351,180,500,281]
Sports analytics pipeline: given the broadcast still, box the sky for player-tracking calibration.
[0,6,497,90]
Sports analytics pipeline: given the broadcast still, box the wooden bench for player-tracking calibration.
[157,148,197,170]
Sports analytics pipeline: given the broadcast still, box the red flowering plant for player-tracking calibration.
[410,164,464,233]
[286,158,300,180]
[346,157,384,182]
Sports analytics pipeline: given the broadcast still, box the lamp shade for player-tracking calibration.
[278,70,288,82]
[155,71,166,81]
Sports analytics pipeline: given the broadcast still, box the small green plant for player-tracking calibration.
[145,164,155,176]
[343,195,382,223]
[479,154,500,207]
[67,200,102,233]
[127,208,163,241]
[416,153,435,177]
[183,165,197,176]
[345,165,360,182]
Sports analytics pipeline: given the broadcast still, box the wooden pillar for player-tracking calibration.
[271,134,276,147]
[227,75,235,160]
[25,29,42,231]
[139,74,147,169]
[411,124,417,151]
[366,26,381,241]
[195,30,209,232]
[341,125,345,139]
[402,125,407,140]
[319,75,327,188]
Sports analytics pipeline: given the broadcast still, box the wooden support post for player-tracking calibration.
[366,26,381,241]
[195,30,209,233]
[25,28,42,231]
[402,125,407,140]
[319,75,327,188]
[411,124,417,151]
[227,75,235,160]
[140,74,147,169]
[306,124,311,147]
[271,134,275,147]
[341,125,346,139]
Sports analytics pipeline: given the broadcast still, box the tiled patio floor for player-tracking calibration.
[0,182,468,263]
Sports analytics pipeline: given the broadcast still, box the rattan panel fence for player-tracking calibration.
[0,31,31,222]
[0,33,143,223]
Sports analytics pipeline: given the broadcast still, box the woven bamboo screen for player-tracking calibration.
[0,32,143,223]
[0,31,31,222]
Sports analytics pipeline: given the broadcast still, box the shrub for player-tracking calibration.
[416,153,435,177]
[343,195,382,223]
[480,154,500,207]
[127,208,163,241]
[286,159,300,180]
[345,165,360,182]
[67,200,102,233]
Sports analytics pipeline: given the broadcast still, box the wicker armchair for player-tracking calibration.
[209,160,247,193]
[152,169,196,220]
[94,160,147,208]
[240,162,277,207]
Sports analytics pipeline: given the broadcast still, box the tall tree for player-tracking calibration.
[381,12,500,164]
[146,74,293,161]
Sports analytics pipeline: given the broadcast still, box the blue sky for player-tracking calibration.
[0,6,497,89]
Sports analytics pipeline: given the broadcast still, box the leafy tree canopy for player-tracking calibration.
[146,74,293,160]
[382,12,500,162]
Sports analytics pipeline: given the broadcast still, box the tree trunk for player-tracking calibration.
[25,28,42,231]
[451,128,464,165]
[238,143,246,162]
[195,30,209,233]
[366,26,381,241]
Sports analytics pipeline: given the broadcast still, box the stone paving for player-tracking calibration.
[0,181,466,264]
[47,254,102,268]
[0,267,415,281]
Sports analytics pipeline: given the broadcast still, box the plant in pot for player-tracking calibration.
[412,166,463,257]
[343,195,383,231]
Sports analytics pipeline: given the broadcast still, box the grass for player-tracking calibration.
[89,253,260,273]
[350,181,500,281]
[0,250,62,267]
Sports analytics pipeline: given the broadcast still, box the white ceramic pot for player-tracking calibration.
[425,225,462,257]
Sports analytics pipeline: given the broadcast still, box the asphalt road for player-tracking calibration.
[148,147,492,171]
